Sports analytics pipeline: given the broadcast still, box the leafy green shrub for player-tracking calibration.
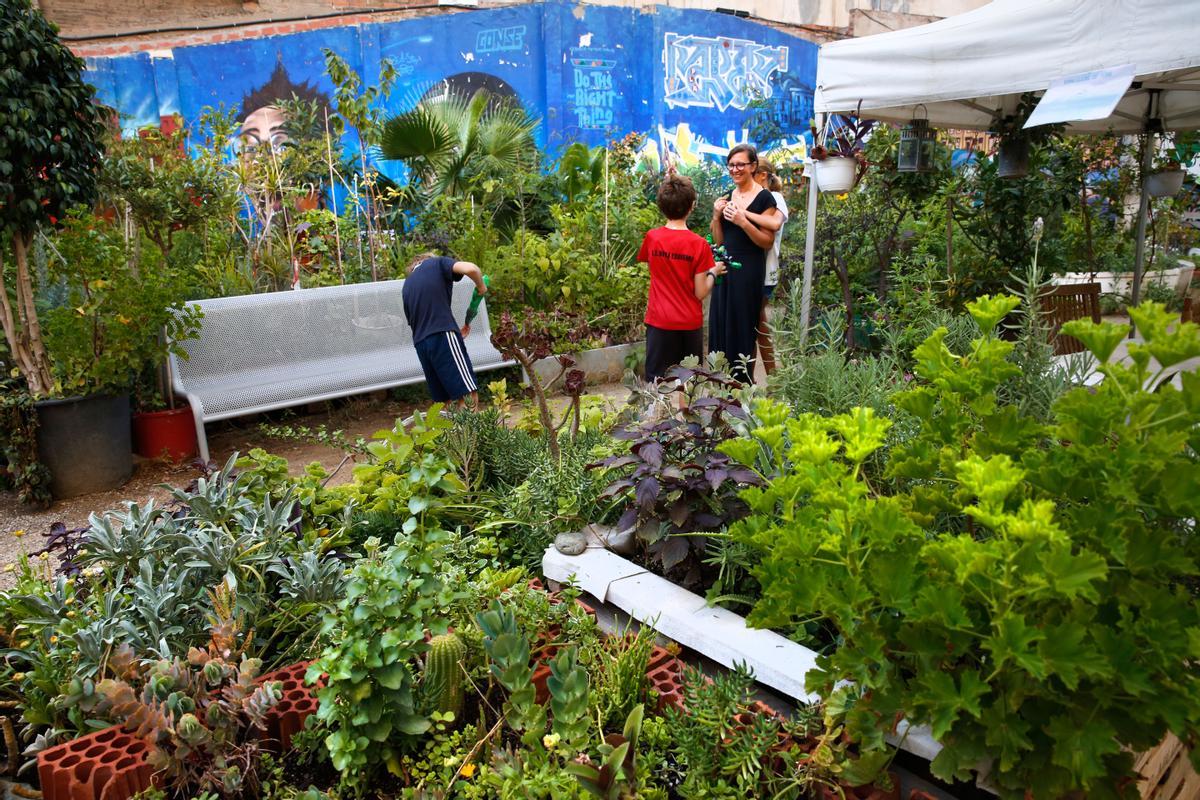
[39,212,202,398]
[725,298,1200,798]
[309,530,460,784]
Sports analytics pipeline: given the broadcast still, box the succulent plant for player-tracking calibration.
[424,632,467,719]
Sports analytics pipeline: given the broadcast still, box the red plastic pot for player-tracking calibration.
[132,404,197,462]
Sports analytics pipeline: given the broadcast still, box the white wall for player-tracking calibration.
[588,0,991,36]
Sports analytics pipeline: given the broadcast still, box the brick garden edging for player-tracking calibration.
[35,661,322,800]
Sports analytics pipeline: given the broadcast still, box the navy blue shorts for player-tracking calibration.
[414,330,478,402]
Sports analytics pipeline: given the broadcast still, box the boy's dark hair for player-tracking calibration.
[656,173,697,220]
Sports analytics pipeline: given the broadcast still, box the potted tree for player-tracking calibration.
[1,0,111,499]
[37,213,202,492]
[810,112,875,193]
[2,2,202,497]
[1146,131,1199,198]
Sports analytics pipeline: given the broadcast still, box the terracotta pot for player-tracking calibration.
[132,404,197,462]
[295,192,321,212]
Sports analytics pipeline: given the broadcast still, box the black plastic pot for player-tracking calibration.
[36,393,132,499]
[997,137,1030,178]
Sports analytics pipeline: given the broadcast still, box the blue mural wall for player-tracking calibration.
[83,0,816,169]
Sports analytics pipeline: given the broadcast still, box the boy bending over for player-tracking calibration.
[402,253,488,408]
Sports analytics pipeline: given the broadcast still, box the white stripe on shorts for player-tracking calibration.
[447,331,476,392]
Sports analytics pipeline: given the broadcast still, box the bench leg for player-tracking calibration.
[184,396,211,465]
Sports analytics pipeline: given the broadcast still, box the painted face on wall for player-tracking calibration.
[241,105,288,150]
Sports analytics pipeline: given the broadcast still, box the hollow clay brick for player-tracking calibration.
[37,727,152,800]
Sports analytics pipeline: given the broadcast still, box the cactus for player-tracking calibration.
[424,633,467,718]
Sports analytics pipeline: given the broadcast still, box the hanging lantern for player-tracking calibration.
[897,105,936,173]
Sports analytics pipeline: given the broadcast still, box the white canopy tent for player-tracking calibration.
[796,0,1200,339]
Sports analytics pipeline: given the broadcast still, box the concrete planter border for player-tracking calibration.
[525,340,644,390]
[542,545,946,768]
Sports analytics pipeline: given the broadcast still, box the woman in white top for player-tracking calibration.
[743,160,788,377]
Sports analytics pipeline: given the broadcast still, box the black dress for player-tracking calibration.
[709,189,776,382]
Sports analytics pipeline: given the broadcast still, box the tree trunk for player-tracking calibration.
[835,252,856,350]
[0,233,54,395]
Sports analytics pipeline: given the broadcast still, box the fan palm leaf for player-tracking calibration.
[380,88,539,200]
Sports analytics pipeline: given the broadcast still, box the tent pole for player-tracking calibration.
[800,113,823,348]
[1131,90,1160,315]
[1131,132,1154,310]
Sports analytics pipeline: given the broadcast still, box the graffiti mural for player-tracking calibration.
[81,2,817,165]
[570,47,618,130]
[475,25,527,54]
[662,32,788,112]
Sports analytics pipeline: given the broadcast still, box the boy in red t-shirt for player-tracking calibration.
[637,173,727,383]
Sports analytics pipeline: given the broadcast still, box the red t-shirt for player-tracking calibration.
[637,227,714,330]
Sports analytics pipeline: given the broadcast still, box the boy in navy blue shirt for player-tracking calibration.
[402,253,488,407]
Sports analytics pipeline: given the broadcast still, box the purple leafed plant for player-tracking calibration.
[588,365,762,585]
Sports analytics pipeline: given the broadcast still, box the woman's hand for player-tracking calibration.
[713,196,729,219]
[723,201,747,228]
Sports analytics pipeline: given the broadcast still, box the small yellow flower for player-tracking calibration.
[11,673,24,682]
[38,553,49,561]
[542,733,561,749]
[2,564,14,574]
[11,530,24,538]
[460,762,476,779]
[836,193,849,200]
[49,636,58,644]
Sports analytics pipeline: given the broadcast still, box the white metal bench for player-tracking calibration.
[169,279,511,463]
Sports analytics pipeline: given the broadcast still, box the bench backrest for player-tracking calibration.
[170,279,496,385]
[1040,282,1101,356]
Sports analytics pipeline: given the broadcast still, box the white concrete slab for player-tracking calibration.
[542,546,649,602]
[606,571,822,703]
[544,545,820,702]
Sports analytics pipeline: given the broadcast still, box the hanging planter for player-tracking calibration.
[813,156,859,193]
[810,107,875,194]
[1146,168,1185,198]
[996,136,1030,178]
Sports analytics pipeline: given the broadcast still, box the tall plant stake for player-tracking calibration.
[324,108,345,284]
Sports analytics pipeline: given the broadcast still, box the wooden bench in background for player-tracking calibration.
[1040,282,1102,355]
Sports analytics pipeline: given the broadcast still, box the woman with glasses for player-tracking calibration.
[710,144,778,383]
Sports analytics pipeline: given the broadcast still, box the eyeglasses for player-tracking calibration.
[727,161,754,171]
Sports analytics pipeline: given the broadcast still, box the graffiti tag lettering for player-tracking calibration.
[662,32,787,112]
[476,25,526,53]
[570,51,617,130]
